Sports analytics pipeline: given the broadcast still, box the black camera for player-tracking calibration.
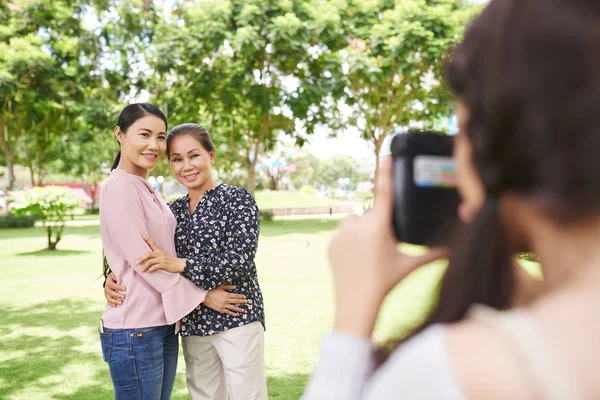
[391,131,461,246]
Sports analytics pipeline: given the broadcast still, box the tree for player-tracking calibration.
[0,17,59,190]
[341,0,480,178]
[55,99,120,208]
[315,155,369,189]
[289,151,320,189]
[10,186,91,250]
[289,152,369,190]
[0,0,114,191]
[148,0,347,195]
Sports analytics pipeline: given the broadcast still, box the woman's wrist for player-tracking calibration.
[334,298,382,339]
[176,258,187,273]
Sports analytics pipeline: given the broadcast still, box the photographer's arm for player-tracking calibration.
[303,159,446,400]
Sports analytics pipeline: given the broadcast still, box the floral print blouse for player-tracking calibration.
[169,184,265,337]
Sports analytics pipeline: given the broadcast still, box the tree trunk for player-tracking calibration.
[0,117,17,191]
[46,225,63,250]
[35,151,44,186]
[47,226,54,250]
[28,161,35,187]
[5,153,16,191]
[373,134,386,190]
[245,113,269,198]
[247,162,257,197]
[269,175,278,191]
[89,183,98,209]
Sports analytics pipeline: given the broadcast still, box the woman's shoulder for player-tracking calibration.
[218,184,250,196]
[366,325,466,398]
[168,194,187,210]
[217,184,256,205]
[368,317,537,399]
[101,173,138,197]
[442,314,537,399]
[102,170,147,193]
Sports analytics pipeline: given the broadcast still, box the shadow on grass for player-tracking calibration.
[0,299,102,333]
[266,373,310,399]
[52,382,115,400]
[0,299,109,399]
[260,218,340,237]
[17,249,92,257]
[0,299,311,399]
[0,225,100,240]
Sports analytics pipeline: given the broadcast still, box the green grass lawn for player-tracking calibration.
[0,219,446,400]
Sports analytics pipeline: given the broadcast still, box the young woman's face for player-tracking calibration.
[454,102,486,223]
[115,115,167,173]
[169,134,215,190]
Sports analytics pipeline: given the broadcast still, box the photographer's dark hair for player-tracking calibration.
[110,103,168,170]
[394,0,600,348]
[166,123,215,156]
[103,103,168,281]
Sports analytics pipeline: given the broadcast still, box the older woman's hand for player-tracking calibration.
[204,285,248,316]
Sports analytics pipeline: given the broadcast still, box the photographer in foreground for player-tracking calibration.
[303,0,600,398]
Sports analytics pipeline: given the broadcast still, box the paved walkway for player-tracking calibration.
[36,219,100,228]
[43,212,355,228]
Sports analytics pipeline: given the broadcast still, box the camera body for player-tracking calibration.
[391,131,461,246]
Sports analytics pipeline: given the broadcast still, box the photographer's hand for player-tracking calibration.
[328,157,447,339]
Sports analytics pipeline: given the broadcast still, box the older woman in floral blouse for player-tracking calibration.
[105,123,267,400]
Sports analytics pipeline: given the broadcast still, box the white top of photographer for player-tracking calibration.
[302,305,579,400]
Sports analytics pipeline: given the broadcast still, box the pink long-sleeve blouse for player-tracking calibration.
[99,169,207,330]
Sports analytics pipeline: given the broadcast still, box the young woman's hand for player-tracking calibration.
[138,236,186,273]
[104,272,126,307]
[203,285,248,316]
[328,158,447,338]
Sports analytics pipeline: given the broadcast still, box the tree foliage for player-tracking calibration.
[147,0,348,194]
[339,0,479,177]
[0,0,482,193]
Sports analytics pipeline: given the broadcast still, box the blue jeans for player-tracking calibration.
[99,324,178,400]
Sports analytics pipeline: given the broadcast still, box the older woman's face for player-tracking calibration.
[454,102,486,223]
[168,134,215,190]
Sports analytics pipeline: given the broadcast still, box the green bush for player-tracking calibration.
[260,209,274,222]
[0,213,37,228]
[299,185,316,194]
[85,207,100,215]
[11,186,90,250]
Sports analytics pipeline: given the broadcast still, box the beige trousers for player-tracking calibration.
[182,321,268,400]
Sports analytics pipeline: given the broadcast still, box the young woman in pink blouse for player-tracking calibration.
[98,104,246,400]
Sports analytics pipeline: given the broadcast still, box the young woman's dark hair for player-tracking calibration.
[399,0,600,343]
[166,123,215,156]
[110,103,168,170]
[103,103,168,281]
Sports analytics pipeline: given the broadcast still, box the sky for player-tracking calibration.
[304,126,375,160]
